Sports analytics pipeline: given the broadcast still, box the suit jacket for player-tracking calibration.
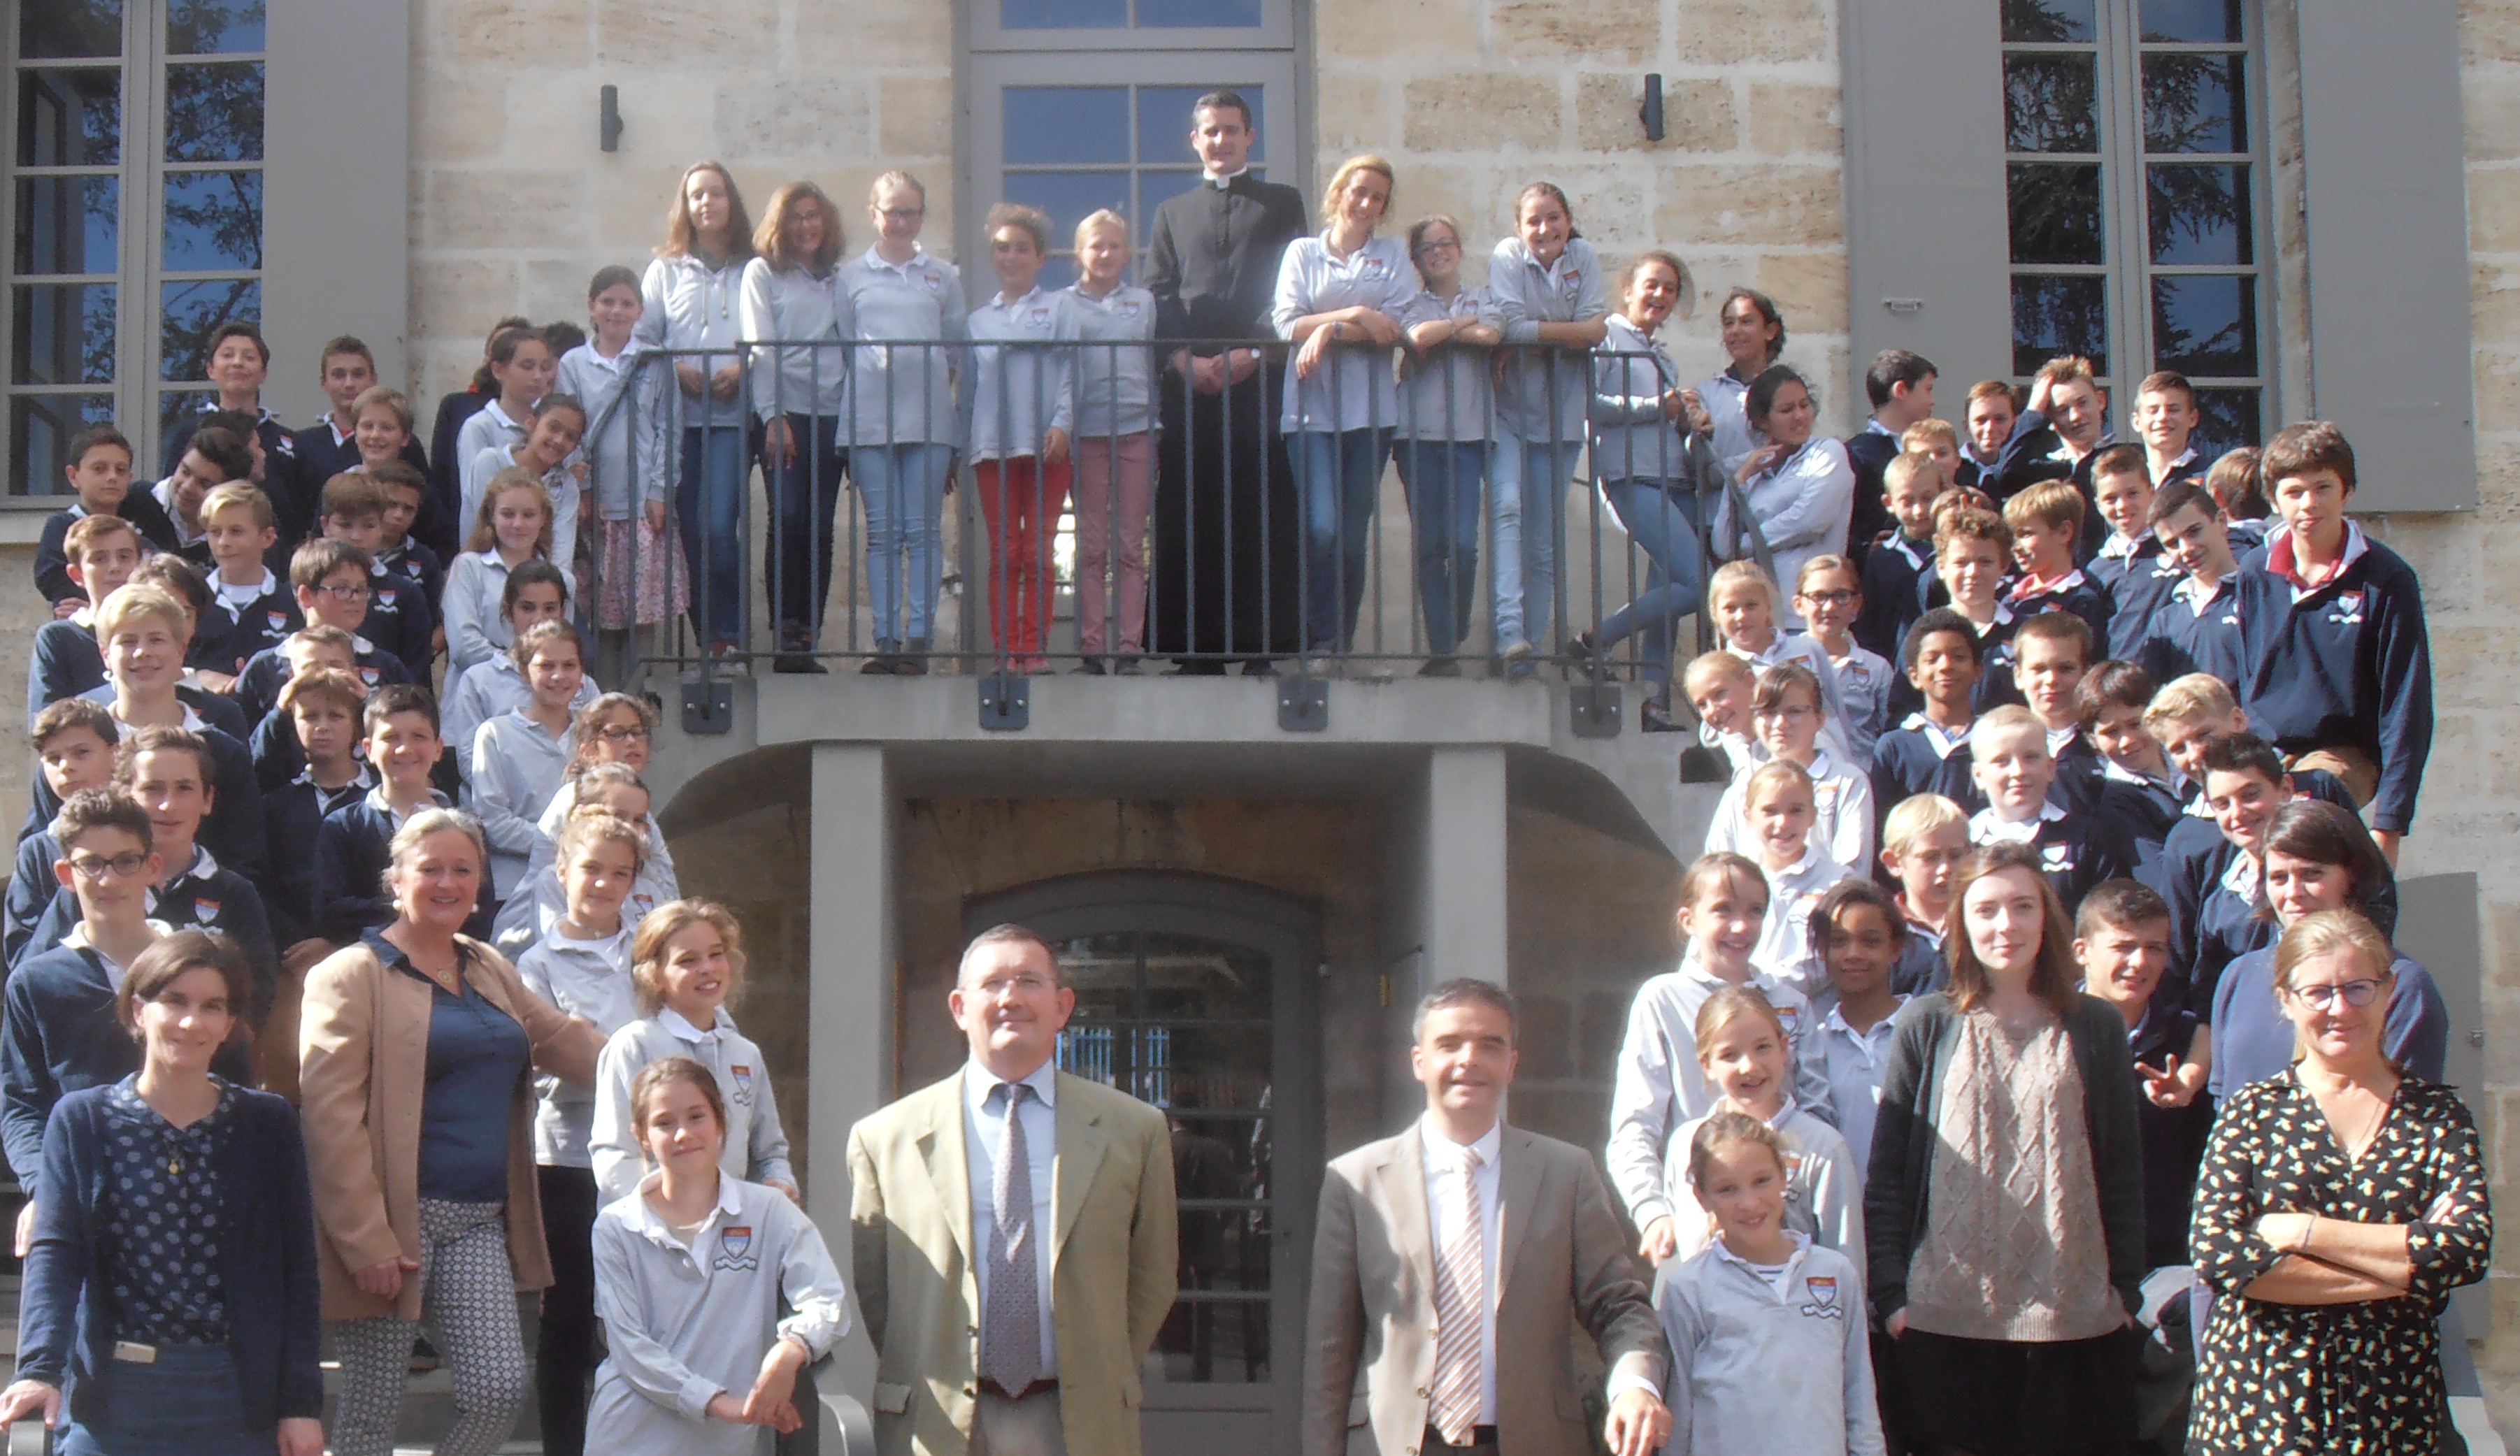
[847,1067,1180,1456]
[1146,173,1310,343]
[1303,1123,1667,1456]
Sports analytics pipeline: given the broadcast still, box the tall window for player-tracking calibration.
[6,0,265,496]
[2003,0,2266,452]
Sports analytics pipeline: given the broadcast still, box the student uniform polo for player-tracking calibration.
[833,246,969,450]
[1663,1100,1865,1284]
[69,698,265,881]
[454,396,532,528]
[2005,571,2112,652]
[588,1009,796,1205]
[738,257,852,423]
[1658,1234,1886,1456]
[1753,849,1857,997]
[2141,573,2246,686]
[360,554,439,674]
[1396,286,1500,443]
[262,764,371,946]
[1826,644,1897,765]
[2233,521,2434,835]
[1968,799,2128,911]
[1065,282,1160,442]
[2089,533,2186,662]
[18,845,278,1023]
[1270,231,1417,436]
[1854,530,1932,662]
[1799,995,1908,1186]
[231,633,410,728]
[33,497,178,605]
[963,285,1080,459]
[1868,713,1984,825]
[555,340,667,526]
[1707,749,1875,883]
[1489,235,1609,445]
[192,565,301,678]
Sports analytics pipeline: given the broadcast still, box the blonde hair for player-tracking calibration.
[469,467,556,558]
[1073,208,1129,253]
[1900,419,1958,452]
[94,583,188,642]
[2270,909,2397,1041]
[754,180,844,273]
[2035,354,2099,389]
[384,808,488,899]
[1318,154,1396,227]
[869,169,926,207]
[1743,758,1815,809]
[2003,478,2087,539]
[1682,650,1754,694]
[1693,984,1788,1063]
[1882,450,1942,498]
[1882,793,1968,858]
[199,481,275,532]
[2142,672,2240,733]
[630,898,747,1016]
[1707,559,1783,616]
[1970,704,2048,760]
[352,385,413,433]
[557,805,650,878]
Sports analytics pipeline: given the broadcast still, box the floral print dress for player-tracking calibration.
[2187,1072,2491,1454]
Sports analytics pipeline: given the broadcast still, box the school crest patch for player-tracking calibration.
[2327,590,2365,626]
[192,898,221,925]
[265,611,289,632]
[1799,1275,1844,1319]
[1558,269,1583,301]
[731,1063,756,1106]
[1117,298,1143,319]
[1775,1004,1802,1039]
[2040,842,2075,872]
[1027,305,1053,327]
[376,589,397,609]
[715,1224,758,1271]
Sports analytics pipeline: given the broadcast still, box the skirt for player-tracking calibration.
[587,512,690,630]
[1894,1325,2141,1455]
[57,1343,273,1456]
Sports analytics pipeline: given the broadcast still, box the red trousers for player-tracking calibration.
[975,455,1073,660]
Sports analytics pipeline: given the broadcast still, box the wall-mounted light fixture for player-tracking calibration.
[600,85,624,153]
[1640,74,1665,143]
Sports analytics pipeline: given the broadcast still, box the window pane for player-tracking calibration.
[1005,171,1133,242]
[15,177,119,275]
[2007,163,2104,264]
[1137,0,1263,26]
[165,0,265,53]
[17,67,123,166]
[2140,0,2242,43]
[1138,85,1263,163]
[1005,88,1131,165]
[22,0,122,58]
[157,387,216,446]
[2147,162,2251,264]
[2005,55,2098,152]
[2144,52,2245,153]
[159,278,258,380]
[1002,0,1126,27]
[2152,275,2257,376]
[162,171,263,270]
[11,284,117,384]
[2191,388,2261,456]
[164,60,264,162]
[2012,275,2108,376]
[13,394,121,496]
[1139,168,1205,226]
[2003,0,2094,43]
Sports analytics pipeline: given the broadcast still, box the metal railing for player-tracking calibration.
[573,336,1781,730]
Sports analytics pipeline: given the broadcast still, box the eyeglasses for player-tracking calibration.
[1798,589,1859,608]
[68,851,150,882]
[2288,979,2383,1010]
[879,207,925,222]
[315,582,371,601]
[596,723,652,744]
[974,974,1056,997]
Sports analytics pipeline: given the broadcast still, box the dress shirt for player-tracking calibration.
[965,1058,1061,1379]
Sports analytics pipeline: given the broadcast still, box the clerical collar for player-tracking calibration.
[1205,166,1250,189]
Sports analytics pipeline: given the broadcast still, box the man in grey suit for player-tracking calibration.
[1303,979,1672,1456]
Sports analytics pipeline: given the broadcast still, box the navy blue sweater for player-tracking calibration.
[5,830,62,968]
[358,560,437,674]
[32,498,179,605]
[24,619,106,730]
[164,410,305,544]
[2088,539,2185,663]
[2233,530,2433,834]
[19,854,279,1025]
[2,943,257,1195]
[233,638,411,729]
[1868,716,1986,827]
[313,793,498,944]
[1855,532,1933,662]
[189,576,303,678]
[1974,809,2131,914]
[2139,576,2246,687]
[262,769,371,946]
[20,1082,323,1429]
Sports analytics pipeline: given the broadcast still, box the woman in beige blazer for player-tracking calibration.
[299,807,604,1456]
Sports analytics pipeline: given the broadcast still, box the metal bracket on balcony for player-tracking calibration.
[1569,683,1623,739]
[979,674,1030,731]
[682,677,734,735]
[1277,677,1329,732]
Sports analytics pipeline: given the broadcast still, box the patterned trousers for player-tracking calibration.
[329,1198,531,1456]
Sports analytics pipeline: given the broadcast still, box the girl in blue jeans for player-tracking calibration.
[1570,252,1709,721]
[636,160,756,662]
[1394,214,1500,670]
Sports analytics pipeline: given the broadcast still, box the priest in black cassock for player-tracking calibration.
[1145,89,1308,672]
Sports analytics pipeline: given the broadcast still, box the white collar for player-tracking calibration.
[1863,417,1898,438]
[862,245,929,278]
[215,565,278,598]
[294,761,375,794]
[1710,1229,1812,1281]
[1203,166,1250,188]
[1970,800,2068,844]
[1900,712,1973,758]
[63,919,171,986]
[2219,846,2262,899]
[964,1057,1059,1111]
[2046,723,2079,756]
[106,698,208,735]
[2098,755,2171,791]
[361,782,448,822]
[661,1005,731,1045]
[627,1167,746,1248]
[1763,845,1824,882]
[1679,955,1779,997]
[1417,1113,1503,1171]
[1822,995,1908,1041]
[1886,533,1929,568]
[2096,531,2141,561]
[162,844,217,884]
[2173,572,2231,612]
[2010,566,2087,602]
[989,284,1047,311]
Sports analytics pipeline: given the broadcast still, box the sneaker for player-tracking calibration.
[1500,638,1536,663]
[1417,656,1462,677]
[896,638,931,677]
[775,651,828,675]
[1641,699,1685,733]
[1115,655,1145,675]
[1565,630,1600,669]
[1074,656,1110,675]
[859,655,898,675]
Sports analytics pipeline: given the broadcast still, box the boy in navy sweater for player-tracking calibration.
[313,686,493,945]
[2074,661,2182,886]
[189,482,300,678]
[319,473,436,674]
[244,626,359,791]
[2133,370,2206,486]
[2072,879,2209,1268]
[2140,479,2247,686]
[1872,608,1987,822]
[262,667,373,953]
[232,540,413,728]
[2086,444,2184,662]
[1966,704,2130,913]
[2012,612,2105,788]
[160,323,304,540]
[86,584,265,883]
[24,515,143,729]
[32,426,176,610]
[1854,450,1942,661]
[1878,791,1967,995]
[2171,733,2303,1016]
[1844,348,1938,563]
[2001,480,2112,647]
[2233,421,2432,861]
[5,702,118,966]
[369,461,449,618]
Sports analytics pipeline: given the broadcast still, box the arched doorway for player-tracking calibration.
[965,872,1322,1456]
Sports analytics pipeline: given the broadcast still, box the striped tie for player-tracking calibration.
[1429,1146,1486,1448]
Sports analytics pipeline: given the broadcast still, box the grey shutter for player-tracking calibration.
[1841,0,2013,405]
[260,0,412,419]
[2297,0,2475,510]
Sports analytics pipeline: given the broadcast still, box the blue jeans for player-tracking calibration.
[1595,478,1708,685]
[854,442,952,649]
[1291,427,1394,653]
[59,1343,271,1456]
[674,421,747,648]
[1394,439,1486,656]
[762,412,846,643]
[1490,432,1582,651]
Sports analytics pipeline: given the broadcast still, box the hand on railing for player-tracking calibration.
[0,1382,56,1453]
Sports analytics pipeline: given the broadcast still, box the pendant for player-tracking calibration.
[166,1155,182,1177]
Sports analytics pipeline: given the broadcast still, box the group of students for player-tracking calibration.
[0,326,838,1451]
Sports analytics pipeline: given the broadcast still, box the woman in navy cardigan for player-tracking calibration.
[0,929,322,1455]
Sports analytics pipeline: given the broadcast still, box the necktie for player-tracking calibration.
[980,1082,1043,1393]
[1429,1146,1486,1447]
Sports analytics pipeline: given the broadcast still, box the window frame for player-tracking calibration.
[967,0,1294,55]
[1,0,267,501]
[2001,0,2276,447]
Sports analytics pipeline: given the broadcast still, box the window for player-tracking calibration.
[4,0,265,496]
[2002,0,2267,453]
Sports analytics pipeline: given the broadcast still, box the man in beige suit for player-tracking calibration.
[1304,979,1672,1456]
[847,923,1178,1456]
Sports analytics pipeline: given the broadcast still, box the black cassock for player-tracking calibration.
[1145,173,1309,665]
